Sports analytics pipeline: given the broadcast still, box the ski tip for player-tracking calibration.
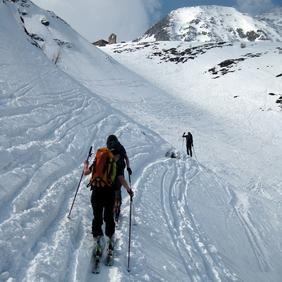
[92,262,100,274]
[127,268,131,273]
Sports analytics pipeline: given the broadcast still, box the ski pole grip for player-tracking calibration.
[128,173,131,186]
[88,146,92,159]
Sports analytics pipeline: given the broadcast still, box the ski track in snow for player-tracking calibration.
[128,158,240,282]
[0,43,162,280]
[1,1,282,281]
[0,55,168,281]
[227,187,271,273]
[160,160,238,282]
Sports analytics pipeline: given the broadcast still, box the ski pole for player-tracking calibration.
[128,173,136,226]
[127,193,133,272]
[127,173,133,272]
[67,146,92,219]
[192,146,198,162]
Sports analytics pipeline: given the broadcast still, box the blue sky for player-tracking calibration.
[33,0,282,42]
[162,0,282,11]
[162,0,236,15]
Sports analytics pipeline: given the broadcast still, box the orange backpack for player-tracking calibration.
[88,147,116,188]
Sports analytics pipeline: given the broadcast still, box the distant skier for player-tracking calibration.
[182,131,193,157]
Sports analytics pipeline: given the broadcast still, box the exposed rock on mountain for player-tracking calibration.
[138,6,282,43]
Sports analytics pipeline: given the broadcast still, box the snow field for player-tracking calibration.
[1,1,282,281]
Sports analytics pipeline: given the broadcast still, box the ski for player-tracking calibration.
[91,237,103,274]
[115,215,120,229]
[92,255,101,274]
[91,236,116,272]
[105,248,114,266]
[105,237,115,266]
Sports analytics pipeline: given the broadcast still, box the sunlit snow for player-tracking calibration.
[1,1,282,282]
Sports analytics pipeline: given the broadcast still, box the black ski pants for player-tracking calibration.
[91,187,115,238]
[114,182,122,220]
[186,145,192,157]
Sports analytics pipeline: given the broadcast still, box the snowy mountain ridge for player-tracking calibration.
[138,5,282,43]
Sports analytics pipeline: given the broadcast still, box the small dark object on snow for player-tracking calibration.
[31,33,44,42]
[41,17,49,26]
[218,59,234,68]
[276,96,282,104]
[165,149,180,159]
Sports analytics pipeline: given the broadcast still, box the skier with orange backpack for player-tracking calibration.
[84,147,116,239]
[83,142,133,271]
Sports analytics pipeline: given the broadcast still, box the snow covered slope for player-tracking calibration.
[138,6,282,43]
[1,0,282,282]
[104,40,282,182]
[0,1,168,281]
[103,40,282,280]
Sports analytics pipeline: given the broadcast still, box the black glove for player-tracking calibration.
[127,167,132,175]
[128,188,134,198]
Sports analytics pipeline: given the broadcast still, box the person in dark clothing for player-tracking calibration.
[83,142,133,249]
[182,131,193,157]
[90,183,115,238]
[83,152,116,241]
[111,147,133,214]
[106,135,132,221]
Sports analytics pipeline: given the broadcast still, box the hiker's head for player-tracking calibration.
[107,135,118,148]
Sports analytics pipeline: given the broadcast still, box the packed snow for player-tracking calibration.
[1,1,282,282]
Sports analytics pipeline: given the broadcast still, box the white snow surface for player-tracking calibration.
[1,1,282,282]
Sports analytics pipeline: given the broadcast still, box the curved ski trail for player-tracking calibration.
[131,157,238,282]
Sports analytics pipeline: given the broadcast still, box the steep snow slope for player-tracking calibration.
[0,1,167,281]
[1,1,282,282]
[138,6,282,43]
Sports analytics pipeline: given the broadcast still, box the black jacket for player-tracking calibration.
[182,132,193,146]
